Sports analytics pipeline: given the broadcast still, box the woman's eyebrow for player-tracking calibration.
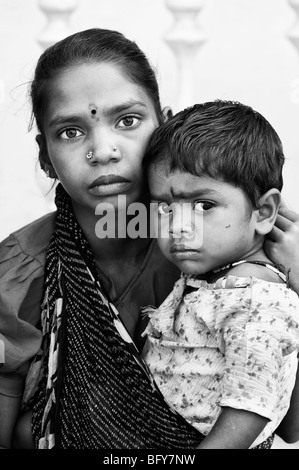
[102,100,147,117]
[48,101,148,128]
[48,114,85,128]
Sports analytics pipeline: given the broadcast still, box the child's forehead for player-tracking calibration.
[149,162,194,182]
[148,166,249,204]
[148,166,211,197]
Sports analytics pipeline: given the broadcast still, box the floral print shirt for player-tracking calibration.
[142,274,299,448]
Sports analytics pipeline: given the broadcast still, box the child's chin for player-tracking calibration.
[177,262,206,276]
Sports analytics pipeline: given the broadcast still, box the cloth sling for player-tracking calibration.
[25,183,203,449]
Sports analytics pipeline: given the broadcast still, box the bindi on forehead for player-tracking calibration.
[89,103,99,119]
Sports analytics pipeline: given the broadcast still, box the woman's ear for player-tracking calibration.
[162,106,173,122]
[255,188,281,235]
[36,134,57,178]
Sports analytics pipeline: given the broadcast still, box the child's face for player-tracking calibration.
[41,62,160,216]
[148,163,260,275]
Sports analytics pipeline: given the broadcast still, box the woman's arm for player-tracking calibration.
[264,202,299,444]
[265,201,299,294]
[0,393,21,449]
[197,407,268,449]
[275,360,299,443]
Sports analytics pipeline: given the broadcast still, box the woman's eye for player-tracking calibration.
[118,116,140,128]
[193,201,214,212]
[158,202,171,216]
[59,128,84,140]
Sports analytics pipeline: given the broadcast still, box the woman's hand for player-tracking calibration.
[265,200,299,294]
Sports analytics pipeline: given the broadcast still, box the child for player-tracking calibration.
[141,100,299,449]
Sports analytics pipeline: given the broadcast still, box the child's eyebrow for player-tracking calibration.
[151,188,218,201]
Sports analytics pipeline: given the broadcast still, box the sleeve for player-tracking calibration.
[0,235,43,397]
[213,281,299,421]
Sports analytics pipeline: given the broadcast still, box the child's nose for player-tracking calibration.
[169,204,195,238]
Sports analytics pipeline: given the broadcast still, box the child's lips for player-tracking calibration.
[170,244,201,260]
[170,244,199,253]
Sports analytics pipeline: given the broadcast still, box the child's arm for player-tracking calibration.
[197,407,268,449]
[265,201,299,294]
[0,393,22,448]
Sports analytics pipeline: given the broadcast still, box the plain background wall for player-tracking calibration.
[0,0,299,241]
[0,0,299,449]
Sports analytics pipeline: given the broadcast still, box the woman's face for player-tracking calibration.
[40,62,161,217]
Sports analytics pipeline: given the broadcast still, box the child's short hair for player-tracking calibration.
[143,100,285,207]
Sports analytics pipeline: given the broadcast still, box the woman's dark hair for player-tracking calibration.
[143,100,285,208]
[29,28,163,132]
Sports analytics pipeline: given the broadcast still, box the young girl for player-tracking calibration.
[141,100,299,449]
[0,29,298,449]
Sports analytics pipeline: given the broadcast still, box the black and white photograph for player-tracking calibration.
[0,0,299,452]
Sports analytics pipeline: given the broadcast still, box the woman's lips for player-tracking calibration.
[89,174,131,195]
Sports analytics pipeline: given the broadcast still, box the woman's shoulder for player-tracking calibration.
[0,211,56,297]
[0,213,56,379]
[0,211,56,260]
[0,212,56,264]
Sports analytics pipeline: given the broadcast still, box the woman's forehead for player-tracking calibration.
[45,62,155,117]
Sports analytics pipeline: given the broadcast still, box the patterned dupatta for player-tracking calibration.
[22,184,203,449]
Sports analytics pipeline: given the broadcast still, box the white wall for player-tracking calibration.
[0,0,299,242]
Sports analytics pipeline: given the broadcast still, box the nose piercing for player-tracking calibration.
[113,147,117,152]
[86,151,94,161]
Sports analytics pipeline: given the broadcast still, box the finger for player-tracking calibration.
[279,198,292,211]
[274,214,294,232]
[267,225,284,242]
[278,202,299,223]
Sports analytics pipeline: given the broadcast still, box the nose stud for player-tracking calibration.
[86,148,118,160]
[86,151,94,161]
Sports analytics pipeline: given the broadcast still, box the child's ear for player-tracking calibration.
[36,134,57,178]
[255,188,281,235]
[162,106,173,122]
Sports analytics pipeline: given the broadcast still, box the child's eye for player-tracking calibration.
[193,201,214,212]
[59,128,84,140]
[157,202,171,215]
[117,115,141,128]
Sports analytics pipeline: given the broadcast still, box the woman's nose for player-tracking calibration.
[87,129,122,164]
